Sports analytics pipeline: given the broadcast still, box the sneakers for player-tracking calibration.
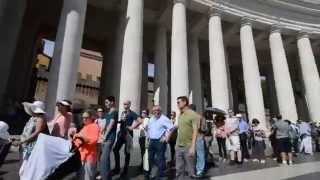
[243,158,249,162]
[288,161,293,165]
[252,159,259,162]
[192,173,204,179]
[260,160,266,164]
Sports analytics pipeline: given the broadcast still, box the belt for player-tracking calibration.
[150,138,161,141]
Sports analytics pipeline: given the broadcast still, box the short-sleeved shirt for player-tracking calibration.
[104,110,118,141]
[177,110,199,147]
[239,119,249,134]
[298,122,311,136]
[95,118,106,128]
[273,120,290,139]
[118,110,138,136]
[225,117,240,136]
[51,113,72,139]
[95,118,106,143]
[147,115,174,139]
[74,123,100,163]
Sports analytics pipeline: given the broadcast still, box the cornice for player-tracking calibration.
[191,0,320,37]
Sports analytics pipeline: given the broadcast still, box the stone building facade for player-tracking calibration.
[1,0,320,129]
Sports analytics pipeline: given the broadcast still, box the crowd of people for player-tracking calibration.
[1,95,320,180]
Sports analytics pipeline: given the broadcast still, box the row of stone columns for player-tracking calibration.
[45,0,320,128]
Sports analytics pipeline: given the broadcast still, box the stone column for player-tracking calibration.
[208,10,229,111]
[118,0,144,113]
[0,0,26,104]
[141,57,149,110]
[46,0,87,119]
[269,27,298,121]
[171,0,189,113]
[154,26,168,113]
[240,18,266,127]
[99,9,127,105]
[188,34,203,112]
[297,32,320,122]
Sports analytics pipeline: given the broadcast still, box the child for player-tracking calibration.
[251,118,266,163]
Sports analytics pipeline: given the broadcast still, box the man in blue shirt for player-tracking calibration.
[145,105,174,179]
[238,113,250,161]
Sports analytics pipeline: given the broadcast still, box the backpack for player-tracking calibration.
[289,125,299,140]
[199,118,211,136]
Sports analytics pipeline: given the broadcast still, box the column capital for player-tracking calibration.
[297,30,309,40]
[270,24,283,34]
[173,0,187,5]
[241,17,254,27]
[209,6,223,17]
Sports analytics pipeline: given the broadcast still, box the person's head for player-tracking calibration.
[177,96,189,111]
[141,109,149,118]
[215,114,226,123]
[105,96,116,109]
[227,109,234,117]
[276,114,282,120]
[82,109,96,125]
[123,100,131,111]
[56,100,72,114]
[252,118,260,127]
[170,111,176,120]
[189,104,197,111]
[97,108,104,118]
[152,105,162,118]
[236,114,243,121]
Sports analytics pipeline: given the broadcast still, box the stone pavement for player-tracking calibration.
[1,151,320,180]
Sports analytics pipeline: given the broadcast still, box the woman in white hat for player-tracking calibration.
[13,101,49,160]
[51,100,73,139]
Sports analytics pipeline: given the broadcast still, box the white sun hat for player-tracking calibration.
[22,101,46,116]
[56,100,72,107]
[0,121,10,140]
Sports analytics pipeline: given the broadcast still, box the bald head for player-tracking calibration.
[123,100,131,111]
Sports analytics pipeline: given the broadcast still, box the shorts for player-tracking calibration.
[277,137,292,153]
[226,135,241,151]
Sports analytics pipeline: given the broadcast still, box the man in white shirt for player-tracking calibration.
[145,105,174,179]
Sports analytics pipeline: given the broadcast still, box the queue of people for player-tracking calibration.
[1,95,320,180]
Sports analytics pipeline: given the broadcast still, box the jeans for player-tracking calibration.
[196,136,205,175]
[77,160,96,180]
[291,138,300,154]
[216,137,227,158]
[100,140,114,180]
[146,139,167,178]
[139,136,146,166]
[96,143,103,173]
[113,133,132,172]
[169,138,176,162]
[240,133,250,159]
[176,146,195,180]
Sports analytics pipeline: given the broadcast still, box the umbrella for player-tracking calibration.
[204,107,226,115]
